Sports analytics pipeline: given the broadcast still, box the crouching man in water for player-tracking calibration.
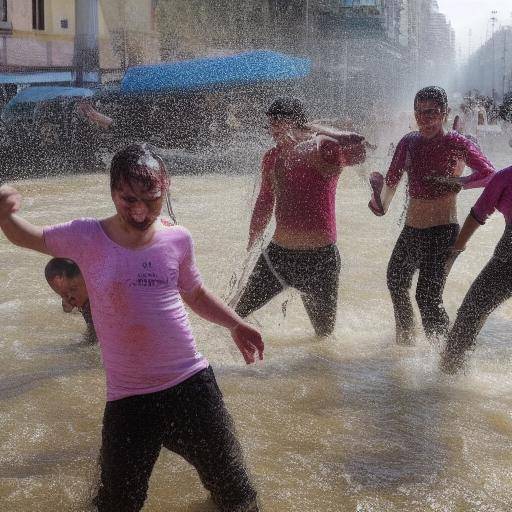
[0,144,263,512]
[235,97,366,337]
[44,257,97,344]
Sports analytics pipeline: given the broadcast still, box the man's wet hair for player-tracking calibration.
[44,258,81,283]
[110,143,169,192]
[414,86,448,113]
[266,97,308,126]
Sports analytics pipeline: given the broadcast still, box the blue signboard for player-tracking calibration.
[341,0,379,6]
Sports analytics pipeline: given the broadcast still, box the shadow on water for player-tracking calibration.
[0,448,97,478]
[222,343,449,491]
[0,360,100,401]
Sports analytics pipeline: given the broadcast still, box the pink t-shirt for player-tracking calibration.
[471,166,512,225]
[43,218,208,401]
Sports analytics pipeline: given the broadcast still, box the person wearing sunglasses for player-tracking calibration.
[368,86,496,346]
[234,97,366,337]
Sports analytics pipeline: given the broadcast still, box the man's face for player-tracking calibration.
[49,274,88,309]
[414,99,445,137]
[267,116,297,145]
[111,179,164,231]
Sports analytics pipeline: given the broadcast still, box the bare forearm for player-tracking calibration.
[183,286,241,329]
[0,215,48,254]
[94,112,114,129]
[453,213,481,250]
[248,207,272,248]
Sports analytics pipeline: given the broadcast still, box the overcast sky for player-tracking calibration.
[436,0,512,59]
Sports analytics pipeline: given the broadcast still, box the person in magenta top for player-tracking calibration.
[0,144,263,512]
[234,97,366,337]
[440,165,512,374]
[368,86,495,345]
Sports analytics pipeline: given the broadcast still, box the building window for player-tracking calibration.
[32,0,45,30]
[0,0,7,23]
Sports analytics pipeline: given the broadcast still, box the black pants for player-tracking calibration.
[94,367,258,512]
[444,225,512,359]
[387,223,459,343]
[235,242,341,336]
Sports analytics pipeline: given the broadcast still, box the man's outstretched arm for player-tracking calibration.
[0,185,50,254]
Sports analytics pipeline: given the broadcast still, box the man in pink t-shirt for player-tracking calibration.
[0,144,264,512]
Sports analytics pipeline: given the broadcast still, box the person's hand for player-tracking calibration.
[76,101,95,120]
[424,176,463,192]
[444,246,464,275]
[0,185,21,225]
[230,321,264,364]
[61,297,75,313]
[76,101,112,128]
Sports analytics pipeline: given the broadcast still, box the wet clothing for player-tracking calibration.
[94,366,257,512]
[43,219,257,511]
[251,138,346,245]
[445,169,512,361]
[43,219,207,402]
[387,224,459,340]
[235,243,341,336]
[444,225,512,359]
[385,130,495,198]
[471,166,512,225]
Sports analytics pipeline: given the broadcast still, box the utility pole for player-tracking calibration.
[74,0,100,87]
[491,10,498,101]
[304,0,309,52]
[503,27,508,98]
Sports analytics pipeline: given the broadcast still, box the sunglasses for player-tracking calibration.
[414,108,444,117]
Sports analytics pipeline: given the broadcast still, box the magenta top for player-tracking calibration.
[385,130,495,199]
[471,166,512,225]
[44,218,208,401]
[251,139,343,243]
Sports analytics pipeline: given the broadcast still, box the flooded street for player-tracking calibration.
[0,139,511,512]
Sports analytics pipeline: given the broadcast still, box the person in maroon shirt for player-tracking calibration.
[234,97,366,337]
[368,86,495,345]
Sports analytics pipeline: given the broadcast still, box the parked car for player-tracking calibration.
[0,51,312,171]
[1,86,98,149]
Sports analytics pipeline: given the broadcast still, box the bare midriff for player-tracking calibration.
[272,227,335,249]
[405,193,458,228]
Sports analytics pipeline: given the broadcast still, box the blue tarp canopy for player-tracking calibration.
[120,50,311,94]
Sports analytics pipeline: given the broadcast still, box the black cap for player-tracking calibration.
[266,97,307,125]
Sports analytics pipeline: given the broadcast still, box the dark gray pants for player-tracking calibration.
[387,224,459,343]
[94,367,258,512]
[235,242,341,337]
[444,225,512,359]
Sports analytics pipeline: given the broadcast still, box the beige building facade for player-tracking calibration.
[0,0,159,72]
